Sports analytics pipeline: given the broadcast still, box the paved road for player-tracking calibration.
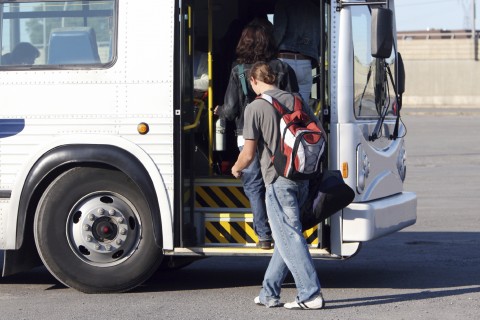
[0,109,479,320]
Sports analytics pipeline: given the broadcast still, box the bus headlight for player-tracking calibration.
[397,144,407,181]
[356,146,370,193]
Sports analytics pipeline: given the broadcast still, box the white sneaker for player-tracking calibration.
[284,294,325,310]
[254,296,282,308]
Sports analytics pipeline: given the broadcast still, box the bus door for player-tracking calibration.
[177,0,216,248]
[176,0,198,247]
[176,0,251,250]
[175,0,325,252]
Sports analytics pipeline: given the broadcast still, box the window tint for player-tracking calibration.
[0,1,116,67]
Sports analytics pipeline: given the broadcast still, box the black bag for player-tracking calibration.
[300,169,355,231]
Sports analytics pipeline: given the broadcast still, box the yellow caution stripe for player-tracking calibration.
[204,213,318,245]
[303,226,319,245]
[195,185,250,208]
[205,220,257,244]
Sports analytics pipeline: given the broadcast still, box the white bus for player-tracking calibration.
[0,0,416,293]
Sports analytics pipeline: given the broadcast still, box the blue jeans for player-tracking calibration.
[239,147,272,242]
[258,176,321,307]
[279,58,312,104]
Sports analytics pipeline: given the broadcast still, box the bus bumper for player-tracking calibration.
[342,192,417,242]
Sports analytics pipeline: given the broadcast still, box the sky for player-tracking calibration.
[395,0,480,31]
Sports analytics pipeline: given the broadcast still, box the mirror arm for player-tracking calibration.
[336,0,387,11]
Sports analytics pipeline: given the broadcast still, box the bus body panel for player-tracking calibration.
[336,7,354,126]
[0,0,177,251]
[339,123,406,202]
[330,3,416,251]
[0,200,8,249]
[343,191,417,241]
[1,135,174,250]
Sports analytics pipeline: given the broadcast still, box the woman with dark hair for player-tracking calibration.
[215,22,298,250]
[235,24,276,65]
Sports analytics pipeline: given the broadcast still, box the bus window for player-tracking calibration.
[352,5,396,119]
[0,0,116,67]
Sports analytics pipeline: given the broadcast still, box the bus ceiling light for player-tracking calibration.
[137,122,149,135]
[397,143,407,182]
[356,147,370,193]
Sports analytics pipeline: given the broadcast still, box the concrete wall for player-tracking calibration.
[397,38,480,107]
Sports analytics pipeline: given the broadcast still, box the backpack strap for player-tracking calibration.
[258,93,290,116]
[259,93,308,117]
[292,94,304,112]
[238,64,248,97]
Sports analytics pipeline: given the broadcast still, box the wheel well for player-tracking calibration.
[4,162,113,276]
[12,145,163,272]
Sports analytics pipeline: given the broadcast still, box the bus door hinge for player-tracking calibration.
[323,105,331,134]
[323,105,330,121]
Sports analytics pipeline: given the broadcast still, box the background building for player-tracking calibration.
[398,29,479,107]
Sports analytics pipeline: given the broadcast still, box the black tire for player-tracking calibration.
[34,167,163,293]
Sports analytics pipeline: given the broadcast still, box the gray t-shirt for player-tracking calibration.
[243,89,308,185]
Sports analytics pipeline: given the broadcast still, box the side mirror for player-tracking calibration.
[371,8,393,59]
[397,51,405,96]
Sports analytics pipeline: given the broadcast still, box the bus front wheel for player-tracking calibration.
[34,167,163,293]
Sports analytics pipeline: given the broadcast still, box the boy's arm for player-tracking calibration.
[231,139,257,178]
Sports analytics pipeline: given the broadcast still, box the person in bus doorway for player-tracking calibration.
[273,0,320,104]
[214,20,298,250]
[231,61,325,310]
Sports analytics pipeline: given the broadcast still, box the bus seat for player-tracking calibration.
[47,27,101,65]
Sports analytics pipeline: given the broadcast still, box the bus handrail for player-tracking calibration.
[183,98,205,131]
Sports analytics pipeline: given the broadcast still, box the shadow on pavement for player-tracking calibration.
[324,286,480,309]
[1,231,478,294]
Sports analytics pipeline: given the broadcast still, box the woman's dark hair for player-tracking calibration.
[250,61,276,85]
[11,42,40,64]
[235,24,277,64]
[248,16,274,35]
